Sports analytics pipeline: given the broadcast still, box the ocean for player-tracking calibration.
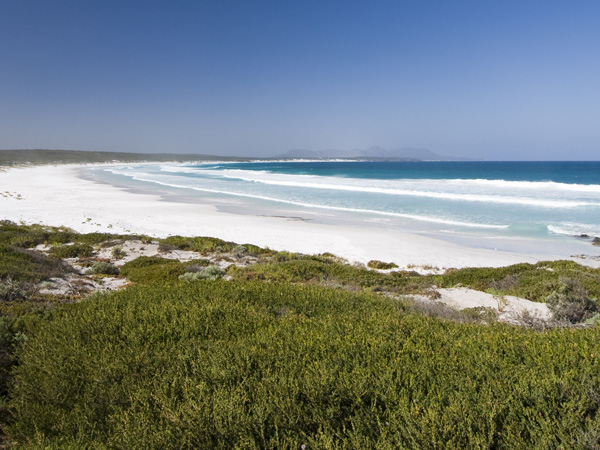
[85,160,600,258]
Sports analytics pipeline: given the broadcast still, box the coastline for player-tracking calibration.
[2,163,598,270]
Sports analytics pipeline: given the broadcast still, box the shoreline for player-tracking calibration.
[2,163,599,270]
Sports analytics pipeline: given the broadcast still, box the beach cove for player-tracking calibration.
[2,163,599,271]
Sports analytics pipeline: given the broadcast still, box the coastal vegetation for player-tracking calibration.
[0,222,599,447]
[367,260,399,270]
[0,149,246,168]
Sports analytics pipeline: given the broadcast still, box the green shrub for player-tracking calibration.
[49,243,94,259]
[158,236,236,254]
[179,266,226,282]
[178,272,202,282]
[585,313,600,326]
[201,265,226,280]
[119,256,173,275]
[0,245,71,282]
[0,276,32,302]
[436,261,600,303]
[241,243,272,256]
[0,222,145,250]
[232,244,247,257]
[111,246,126,260]
[99,239,123,248]
[181,260,210,272]
[120,256,184,283]
[229,258,430,294]
[546,278,599,323]
[157,242,178,253]
[6,281,600,448]
[0,222,71,247]
[72,232,117,245]
[367,260,399,270]
[85,262,120,276]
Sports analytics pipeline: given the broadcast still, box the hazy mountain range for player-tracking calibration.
[274,146,479,161]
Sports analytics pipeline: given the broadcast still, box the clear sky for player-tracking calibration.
[1,0,599,159]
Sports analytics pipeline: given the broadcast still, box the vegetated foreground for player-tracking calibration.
[1,222,600,448]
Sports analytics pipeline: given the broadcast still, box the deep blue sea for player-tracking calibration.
[87,160,600,256]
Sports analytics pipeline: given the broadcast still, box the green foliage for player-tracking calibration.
[546,278,599,324]
[367,260,399,270]
[232,244,247,257]
[437,260,600,303]
[157,236,271,256]
[0,300,52,424]
[0,221,144,250]
[49,243,94,259]
[0,222,72,248]
[5,222,600,446]
[73,232,119,245]
[7,281,600,448]
[0,276,32,302]
[585,313,600,326]
[158,235,236,254]
[85,262,120,276]
[120,256,185,283]
[242,243,273,256]
[179,266,226,282]
[111,245,126,260]
[140,236,154,244]
[229,258,430,294]
[0,245,71,282]
[181,259,210,272]
[119,255,171,273]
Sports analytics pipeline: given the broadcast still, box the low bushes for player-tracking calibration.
[119,257,183,283]
[179,266,226,281]
[0,245,71,282]
[158,235,272,256]
[7,281,600,448]
[367,260,399,270]
[0,222,142,248]
[546,278,599,324]
[435,260,600,303]
[0,277,33,302]
[228,258,430,294]
[111,246,126,260]
[49,243,94,259]
[85,262,120,276]
[158,235,236,254]
[119,256,211,284]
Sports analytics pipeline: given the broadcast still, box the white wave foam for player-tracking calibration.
[206,168,600,192]
[195,169,600,208]
[116,172,509,229]
[446,178,600,193]
[547,223,600,237]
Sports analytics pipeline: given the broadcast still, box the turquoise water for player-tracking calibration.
[88,160,600,256]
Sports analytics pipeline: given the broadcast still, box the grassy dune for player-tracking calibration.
[1,223,599,448]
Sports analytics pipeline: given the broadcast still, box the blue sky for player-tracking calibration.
[1,0,599,159]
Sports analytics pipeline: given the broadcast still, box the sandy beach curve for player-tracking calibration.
[2,164,598,271]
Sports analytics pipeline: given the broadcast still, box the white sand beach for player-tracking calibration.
[1,164,598,271]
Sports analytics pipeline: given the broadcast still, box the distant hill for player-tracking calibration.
[0,149,248,167]
[273,146,478,161]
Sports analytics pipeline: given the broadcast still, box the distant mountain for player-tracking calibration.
[273,146,477,161]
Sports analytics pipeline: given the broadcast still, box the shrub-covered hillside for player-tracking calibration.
[0,222,600,448]
[7,281,600,448]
